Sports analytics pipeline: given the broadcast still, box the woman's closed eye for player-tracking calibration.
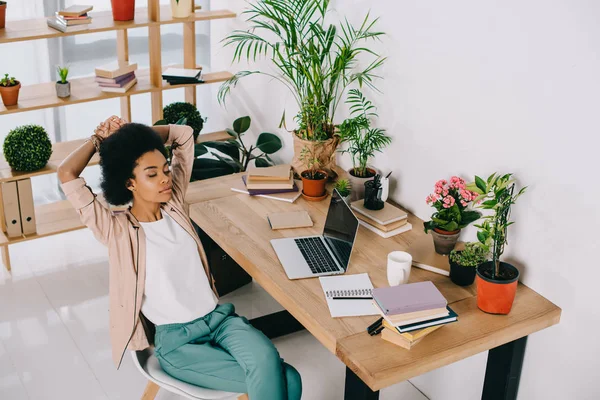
[148,170,170,178]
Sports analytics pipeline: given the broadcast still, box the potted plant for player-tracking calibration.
[171,0,192,18]
[158,102,205,141]
[0,73,20,107]
[111,0,135,21]
[334,179,351,203]
[449,242,488,286]
[218,0,386,178]
[56,66,70,98]
[0,1,7,29]
[299,146,328,201]
[192,116,282,181]
[337,89,391,200]
[424,176,481,255]
[3,125,53,172]
[468,173,527,314]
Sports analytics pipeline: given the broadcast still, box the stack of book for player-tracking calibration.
[47,5,93,33]
[230,164,302,203]
[373,281,458,349]
[162,68,204,85]
[95,62,138,93]
[350,200,412,238]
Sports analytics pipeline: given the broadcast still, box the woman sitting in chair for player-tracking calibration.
[58,116,302,400]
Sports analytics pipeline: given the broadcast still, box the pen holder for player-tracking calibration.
[364,177,384,210]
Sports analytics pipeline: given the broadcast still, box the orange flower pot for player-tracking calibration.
[0,2,7,29]
[111,0,135,21]
[476,261,519,315]
[0,82,21,107]
[301,170,328,198]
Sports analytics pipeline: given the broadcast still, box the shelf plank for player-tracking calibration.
[0,130,229,184]
[0,69,234,116]
[0,7,236,44]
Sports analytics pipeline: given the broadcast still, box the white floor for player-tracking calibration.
[0,229,428,400]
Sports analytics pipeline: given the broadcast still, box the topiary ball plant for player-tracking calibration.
[163,102,204,141]
[3,125,53,172]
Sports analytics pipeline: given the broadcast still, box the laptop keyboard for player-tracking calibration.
[294,237,340,275]
[328,238,352,263]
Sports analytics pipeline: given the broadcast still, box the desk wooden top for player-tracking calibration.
[187,173,561,391]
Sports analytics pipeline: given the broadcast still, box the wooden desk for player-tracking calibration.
[187,173,561,400]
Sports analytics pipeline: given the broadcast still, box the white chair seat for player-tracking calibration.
[131,348,242,400]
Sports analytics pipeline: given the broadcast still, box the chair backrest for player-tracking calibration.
[131,349,241,400]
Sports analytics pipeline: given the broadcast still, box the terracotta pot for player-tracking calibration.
[449,254,477,286]
[348,167,377,201]
[301,170,328,198]
[0,2,7,30]
[291,133,340,179]
[430,228,460,255]
[111,0,135,21]
[170,0,192,18]
[476,261,519,315]
[0,81,21,107]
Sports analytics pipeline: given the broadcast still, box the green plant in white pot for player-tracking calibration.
[468,173,527,315]
[336,89,391,201]
[56,66,70,98]
[218,0,386,178]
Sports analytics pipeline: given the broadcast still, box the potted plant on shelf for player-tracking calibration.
[218,0,386,178]
[56,66,70,98]
[449,242,488,286]
[334,179,351,203]
[3,125,53,172]
[157,102,205,141]
[0,1,7,29]
[171,0,192,18]
[111,0,135,21]
[337,89,391,200]
[0,73,20,107]
[299,146,328,201]
[424,176,481,255]
[468,173,527,315]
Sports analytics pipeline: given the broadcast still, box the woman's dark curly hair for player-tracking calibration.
[99,123,167,206]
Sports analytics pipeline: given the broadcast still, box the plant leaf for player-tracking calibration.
[175,117,188,125]
[254,157,271,167]
[255,132,283,154]
[233,116,251,134]
[225,128,239,138]
[475,176,487,193]
[477,231,487,244]
[194,144,208,157]
[201,141,240,161]
[153,119,168,126]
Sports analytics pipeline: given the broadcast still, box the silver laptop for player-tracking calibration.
[270,189,360,280]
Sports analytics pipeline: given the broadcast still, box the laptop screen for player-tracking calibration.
[323,189,359,271]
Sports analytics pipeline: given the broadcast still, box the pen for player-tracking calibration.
[332,296,373,300]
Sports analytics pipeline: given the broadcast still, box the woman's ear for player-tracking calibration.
[126,178,136,192]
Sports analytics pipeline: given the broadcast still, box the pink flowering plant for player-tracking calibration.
[423,176,482,233]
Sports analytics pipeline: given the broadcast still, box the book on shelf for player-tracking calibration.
[244,171,294,190]
[354,211,408,232]
[100,78,138,93]
[95,71,136,86]
[57,5,93,17]
[373,281,447,315]
[241,176,298,195]
[230,179,303,203]
[358,220,412,238]
[95,61,138,79]
[162,68,202,80]
[382,319,443,341]
[55,13,92,25]
[381,327,424,350]
[247,164,292,182]
[96,74,136,88]
[47,17,90,33]
[351,200,408,225]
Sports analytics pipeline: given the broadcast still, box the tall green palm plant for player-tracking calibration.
[218,0,385,141]
[336,89,391,177]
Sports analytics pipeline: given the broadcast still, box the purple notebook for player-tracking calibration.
[372,281,447,315]
[95,71,136,85]
[241,175,298,195]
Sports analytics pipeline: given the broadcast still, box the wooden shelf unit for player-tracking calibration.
[0,1,237,271]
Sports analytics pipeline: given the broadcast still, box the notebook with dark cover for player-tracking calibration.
[241,176,298,195]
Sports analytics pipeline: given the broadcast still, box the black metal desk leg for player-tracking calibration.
[344,366,380,400]
[482,336,528,400]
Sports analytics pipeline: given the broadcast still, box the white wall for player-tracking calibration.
[211,1,600,399]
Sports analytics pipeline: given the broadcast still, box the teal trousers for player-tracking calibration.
[154,303,302,400]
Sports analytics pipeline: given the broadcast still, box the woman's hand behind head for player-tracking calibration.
[95,116,127,140]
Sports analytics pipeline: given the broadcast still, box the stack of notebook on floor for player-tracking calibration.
[95,62,138,93]
[350,200,411,238]
[47,5,93,33]
[230,164,302,203]
[373,281,458,349]
[162,68,204,85]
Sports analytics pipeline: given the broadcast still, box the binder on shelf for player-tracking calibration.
[1,182,22,238]
[17,179,37,236]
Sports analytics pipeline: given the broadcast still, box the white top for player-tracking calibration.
[140,210,218,326]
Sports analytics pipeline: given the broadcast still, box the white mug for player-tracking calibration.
[387,251,412,286]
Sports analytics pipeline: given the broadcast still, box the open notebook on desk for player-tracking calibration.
[319,273,379,318]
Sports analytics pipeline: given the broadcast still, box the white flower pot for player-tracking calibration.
[170,0,192,18]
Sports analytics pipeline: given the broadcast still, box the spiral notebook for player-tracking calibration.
[319,273,379,318]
